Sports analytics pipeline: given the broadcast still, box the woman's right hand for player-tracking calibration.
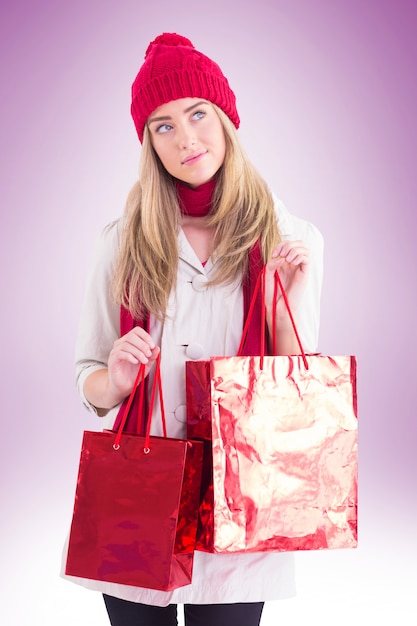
[83,329,160,413]
[107,327,160,400]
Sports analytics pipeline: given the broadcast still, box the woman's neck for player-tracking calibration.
[175,178,216,217]
[175,178,216,263]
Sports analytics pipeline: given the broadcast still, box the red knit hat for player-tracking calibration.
[131,33,240,142]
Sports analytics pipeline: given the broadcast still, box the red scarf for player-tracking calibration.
[176,178,215,217]
[113,179,269,434]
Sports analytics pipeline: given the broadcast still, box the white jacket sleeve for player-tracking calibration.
[273,195,324,353]
[75,220,122,412]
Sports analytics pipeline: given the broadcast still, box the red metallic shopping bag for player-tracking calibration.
[186,268,357,553]
[66,355,203,590]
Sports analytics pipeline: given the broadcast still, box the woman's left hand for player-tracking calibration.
[264,240,310,321]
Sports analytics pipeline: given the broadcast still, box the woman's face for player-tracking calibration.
[147,97,226,188]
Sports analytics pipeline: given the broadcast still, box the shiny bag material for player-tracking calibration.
[186,269,358,554]
[66,356,203,590]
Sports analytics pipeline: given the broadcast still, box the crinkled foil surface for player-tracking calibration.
[209,355,358,553]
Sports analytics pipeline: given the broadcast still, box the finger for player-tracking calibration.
[143,346,161,377]
[147,345,161,365]
[110,348,141,366]
[277,247,309,264]
[111,338,153,364]
[266,255,309,275]
[114,328,155,347]
[130,327,156,348]
[271,239,303,256]
[283,250,309,265]
[115,330,156,358]
[269,251,309,265]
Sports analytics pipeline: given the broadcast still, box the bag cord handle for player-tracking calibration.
[113,353,167,451]
[238,266,308,370]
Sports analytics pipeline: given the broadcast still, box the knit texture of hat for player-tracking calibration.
[131,33,240,142]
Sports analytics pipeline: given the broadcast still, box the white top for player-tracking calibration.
[62,195,324,606]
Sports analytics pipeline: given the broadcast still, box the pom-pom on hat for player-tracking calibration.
[131,33,240,142]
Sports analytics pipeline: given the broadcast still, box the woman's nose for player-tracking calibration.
[177,124,196,149]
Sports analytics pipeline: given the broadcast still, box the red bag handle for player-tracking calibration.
[238,266,264,357]
[238,265,308,370]
[113,353,167,452]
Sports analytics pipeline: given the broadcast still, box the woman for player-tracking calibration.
[67,33,324,626]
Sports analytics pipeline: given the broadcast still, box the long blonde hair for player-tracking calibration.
[112,105,281,320]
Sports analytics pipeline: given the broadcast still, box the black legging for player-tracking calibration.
[103,594,264,626]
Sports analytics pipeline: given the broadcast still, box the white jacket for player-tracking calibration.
[62,195,324,606]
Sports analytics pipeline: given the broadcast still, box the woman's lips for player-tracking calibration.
[182,151,207,165]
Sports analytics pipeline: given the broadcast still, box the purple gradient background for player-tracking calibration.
[1,0,416,623]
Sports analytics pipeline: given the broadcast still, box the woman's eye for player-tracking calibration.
[156,123,173,134]
[192,111,205,121]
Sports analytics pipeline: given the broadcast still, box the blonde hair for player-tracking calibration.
[112,105,281,320]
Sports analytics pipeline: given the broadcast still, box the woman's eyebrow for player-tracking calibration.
[148,115,172,125]
[148,101,210,125]
[183,100,209,113]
